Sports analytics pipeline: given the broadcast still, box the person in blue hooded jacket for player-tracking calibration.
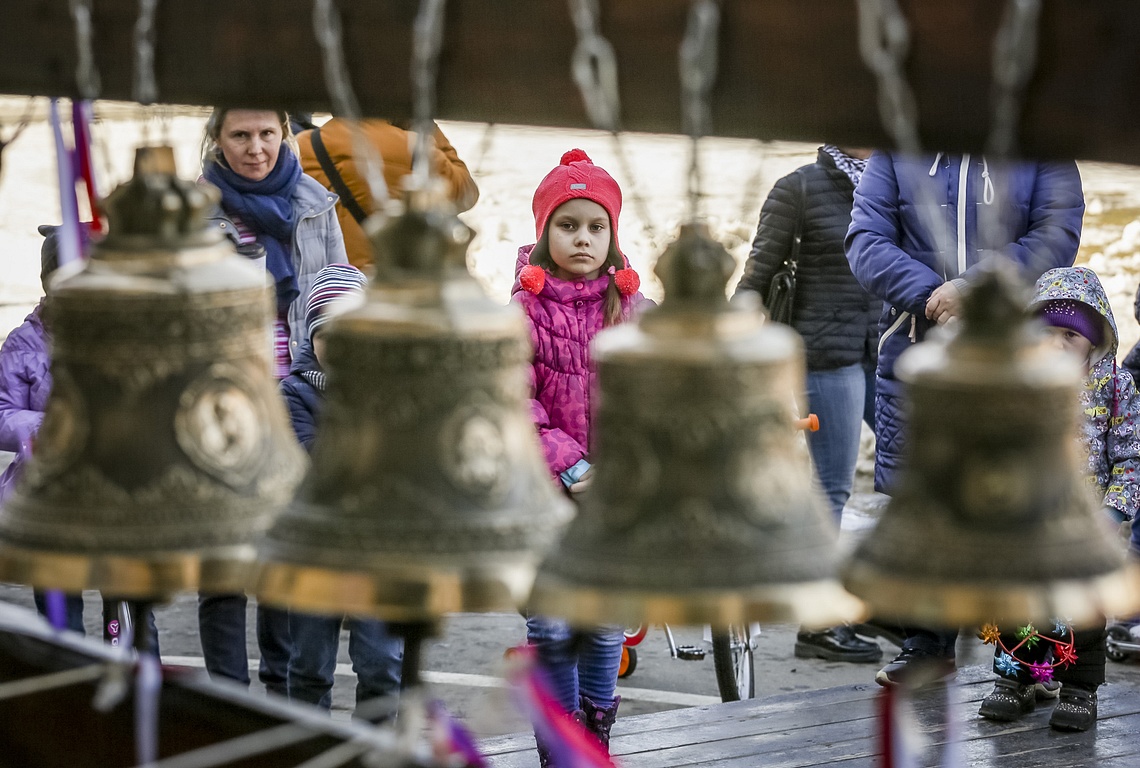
[280,264,404,718]
[846,152,1085,685]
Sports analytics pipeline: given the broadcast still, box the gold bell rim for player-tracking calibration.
[255,558,539,621]
[528,574,866,630]
[0,543,257,600]
[843,560,1140,628]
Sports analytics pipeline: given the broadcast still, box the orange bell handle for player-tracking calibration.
[795,414,820,432]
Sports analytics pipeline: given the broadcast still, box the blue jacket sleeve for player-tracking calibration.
[845,153,944,316]
[964,160,1084,282]
[280,379,318,453]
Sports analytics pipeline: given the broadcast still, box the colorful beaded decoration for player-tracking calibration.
[977,620,1078,683]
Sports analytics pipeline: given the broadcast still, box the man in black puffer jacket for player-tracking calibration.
[735,145,882,664]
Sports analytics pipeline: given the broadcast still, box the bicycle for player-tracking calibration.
[620,622,761,703]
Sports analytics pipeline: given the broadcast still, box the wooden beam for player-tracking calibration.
[3,1,1140,163]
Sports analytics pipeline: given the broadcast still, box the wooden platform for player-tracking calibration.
[481,666,1140,768]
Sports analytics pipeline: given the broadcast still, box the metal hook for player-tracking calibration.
[679,0,720,222]
[856,0,920,156]
[410,0,447,190]
[312,0,390,211]
[988,0,1042,157]
[69,0,101,101]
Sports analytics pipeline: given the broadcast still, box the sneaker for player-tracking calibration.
[852,619,907,648]
[1035,679,1061,700]
[875,647,956,687]
[795,625,882,663]
[979,678,1035,721]
[1049,686,1097,732]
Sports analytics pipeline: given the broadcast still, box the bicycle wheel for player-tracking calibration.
[712,625,755,702]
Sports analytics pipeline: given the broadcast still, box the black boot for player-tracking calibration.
[1049,685,1098,732]
[579,694,620,751]
[978,677,1035,722]
[796,625,882,663]
[535,739,553,768]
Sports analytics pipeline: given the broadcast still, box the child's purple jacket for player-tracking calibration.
[510,245,648,480]
[0,303,50,502]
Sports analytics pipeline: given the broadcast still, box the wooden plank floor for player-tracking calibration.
[481,665,1140,767]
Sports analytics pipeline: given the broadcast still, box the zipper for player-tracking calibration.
[956,153,970,277]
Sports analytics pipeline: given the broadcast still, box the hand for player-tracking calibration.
[925,282,963,325]
[569,466,594,495]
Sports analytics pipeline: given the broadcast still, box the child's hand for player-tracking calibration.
[569,466,594,495]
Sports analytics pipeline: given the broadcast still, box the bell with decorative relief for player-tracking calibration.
[529,222,863,628]
[843,263,1140,627]
[0,146,305,599]
[256,188,574,621]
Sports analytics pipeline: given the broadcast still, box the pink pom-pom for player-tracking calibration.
[613,268,640,296]
[560,148,592,166]
[520,264,546,294]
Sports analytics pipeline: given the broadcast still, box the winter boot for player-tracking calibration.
[1049,685,1098,732]
[535,739,553,768]
[978,677,1035,722]
[579,694,621,752]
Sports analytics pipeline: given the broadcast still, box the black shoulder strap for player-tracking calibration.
[787,170,807,270]
[309,128,370,226]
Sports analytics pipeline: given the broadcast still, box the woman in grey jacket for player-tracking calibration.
[198,108,348,698]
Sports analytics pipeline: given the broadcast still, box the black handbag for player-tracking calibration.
[765,171,807,325]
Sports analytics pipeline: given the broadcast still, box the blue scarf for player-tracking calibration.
[204,149,302,311]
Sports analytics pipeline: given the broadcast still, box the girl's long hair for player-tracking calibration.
[528,226,626,327]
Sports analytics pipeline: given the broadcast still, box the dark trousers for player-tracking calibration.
[992,624,1106,690]
[197,592,291,695]
[33,589,160,654]
[287,611,403,713]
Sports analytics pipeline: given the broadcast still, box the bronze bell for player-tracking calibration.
[0,146,305,599]
[256,189,574,621]
[843,264,1140,627]
[529,222,863,628]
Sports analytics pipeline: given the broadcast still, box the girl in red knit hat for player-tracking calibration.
[511,149,649,763]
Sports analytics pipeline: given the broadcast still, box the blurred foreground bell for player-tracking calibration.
[843,264,1140,627]
[530,223,863,628]
[0,146,304,598]
[256,188,573,621]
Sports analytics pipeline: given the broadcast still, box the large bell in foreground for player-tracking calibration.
[529,223,863,628]
[0,147,305,599]
[256,191,573,621]
[843,264,1139,627]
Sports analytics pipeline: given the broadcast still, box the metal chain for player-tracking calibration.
[988,0,1042,157]
[133,0,159,106]
[312,0,389,210]
[855,0,920,156]
[69,0,101,101]
[410,0,447,190]
[679,0,720,221]
[567,0,660,249]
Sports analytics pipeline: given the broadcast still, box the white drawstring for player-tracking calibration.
[928,152,943,176]
[981,156,995,204]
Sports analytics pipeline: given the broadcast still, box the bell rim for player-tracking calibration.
[842,559,1140,627]
[0,542,257,600]
[254,558,539,620]
[527,574,866,629]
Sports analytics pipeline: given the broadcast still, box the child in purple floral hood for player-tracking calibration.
[978,265,1140,733]
[511,149,649,763]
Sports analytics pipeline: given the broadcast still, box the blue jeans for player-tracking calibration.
[287,611,403,714]
[525,615,624,712]
[197,592,290,696]
[805,363,876,523]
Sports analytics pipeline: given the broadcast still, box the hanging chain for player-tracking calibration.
[133,0,159,106]
[679,0,720,222]
[988,0,1042,157]
[856,0,920,156]
[69,0,101,101]
[568,0,660,249]
[312,0,389,210]
[410,0,447,190]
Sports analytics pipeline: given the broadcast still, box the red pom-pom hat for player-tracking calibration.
[532,149,624,257]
